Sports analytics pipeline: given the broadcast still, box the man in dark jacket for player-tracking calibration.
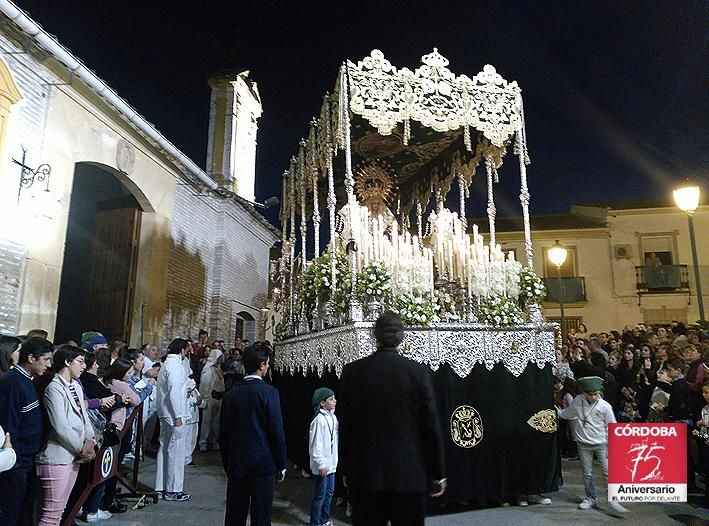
[219,344,287,526]
[338,311,446,526]
[0,337,53,526]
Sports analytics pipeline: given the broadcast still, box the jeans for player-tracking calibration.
[310,473,335,526]
[84,481,106,513]
[0,456,38,526]
[578,443,608,499]
[37,463,79,526]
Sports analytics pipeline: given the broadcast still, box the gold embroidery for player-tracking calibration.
[527,409,558,433]
[450,405,483,448]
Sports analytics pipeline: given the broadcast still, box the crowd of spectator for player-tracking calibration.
[553,321,709,497]
[0,326,274,526]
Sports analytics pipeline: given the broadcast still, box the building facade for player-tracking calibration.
[489,201,708,333]
[0,7,277,345]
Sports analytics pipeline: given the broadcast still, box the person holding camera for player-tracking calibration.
[36,345,96,526]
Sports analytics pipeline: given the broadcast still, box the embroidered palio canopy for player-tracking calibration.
[280,48,528,220]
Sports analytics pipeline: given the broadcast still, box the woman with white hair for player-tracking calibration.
[198,348,225,452]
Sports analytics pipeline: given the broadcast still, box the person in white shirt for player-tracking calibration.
[155,338,190,502]
[309,387,338,526]
[557,376,630,516]
[183,355,202,466]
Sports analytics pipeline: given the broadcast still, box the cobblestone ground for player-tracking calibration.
[89,451,707,526]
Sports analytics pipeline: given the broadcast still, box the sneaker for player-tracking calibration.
[163,492,191,502]
[578,497,597,510]
[608,501,630,515]
[517,498,529,507]
[528,494,552,505]
[85,509,112,522]
[106,500,127,514]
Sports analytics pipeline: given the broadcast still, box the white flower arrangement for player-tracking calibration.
[356,260,392,303]
[479,296,525,327]
[299,249,352,318]
[391,293,440,327]
[519,266,546,305]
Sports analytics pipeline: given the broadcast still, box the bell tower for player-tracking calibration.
[206,70,262,202]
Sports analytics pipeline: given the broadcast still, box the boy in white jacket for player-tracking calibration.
[309,387,338,526]
[557,376,630,516]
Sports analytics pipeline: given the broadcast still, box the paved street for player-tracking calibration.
[89,451,707,526]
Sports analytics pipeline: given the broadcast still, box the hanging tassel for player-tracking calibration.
[404,116,411,146]
[464,124,471,152]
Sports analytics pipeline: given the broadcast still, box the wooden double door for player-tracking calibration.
[86,203,141,342]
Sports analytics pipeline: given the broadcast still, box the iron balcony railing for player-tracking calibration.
[542,277,587,303]
[635,264,689,292]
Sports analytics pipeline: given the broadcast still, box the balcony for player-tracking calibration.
[542,277,587,304]
[635,265,689,293]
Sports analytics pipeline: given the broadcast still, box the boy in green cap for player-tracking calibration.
[309,387,338,526]
[557,376,630,516]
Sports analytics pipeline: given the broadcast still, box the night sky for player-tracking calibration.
[15,1,707,223]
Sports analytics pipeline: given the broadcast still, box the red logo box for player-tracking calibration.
[608,423,686,502]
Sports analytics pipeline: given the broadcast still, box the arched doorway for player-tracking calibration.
[235,310,256,343]
[54,162,147,343]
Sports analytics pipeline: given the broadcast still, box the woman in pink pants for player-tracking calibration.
[36,345,96,525]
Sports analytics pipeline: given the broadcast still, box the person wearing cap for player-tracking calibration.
[308,387,338,526]
[557,376,630,516]
[338,311,445,526]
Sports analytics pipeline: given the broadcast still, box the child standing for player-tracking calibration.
[309,387,338,526]
[557,376,630,515]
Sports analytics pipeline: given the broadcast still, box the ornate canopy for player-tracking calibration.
[281,48,528,222]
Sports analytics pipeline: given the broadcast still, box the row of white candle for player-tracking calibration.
[339,204,517,300]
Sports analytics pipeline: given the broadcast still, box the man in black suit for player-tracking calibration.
[219,344,287,526]
[338,311,446,526]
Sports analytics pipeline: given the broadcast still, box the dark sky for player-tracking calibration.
[16,1,707,221]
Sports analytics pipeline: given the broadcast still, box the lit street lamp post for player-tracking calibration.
[548,240,568,342]
[673,183,705,322]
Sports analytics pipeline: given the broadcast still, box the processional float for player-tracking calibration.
[273,49,555,378]
[272,49,561,502]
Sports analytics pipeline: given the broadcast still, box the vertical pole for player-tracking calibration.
[310,121,320,259]
[485,156,497,247]
[687,213,705,321]
[325,96,337,298]
[341,64,362,321]
[556,264,566,343]
[458,173,467,231]
[517,127,534,266]
[299,142,307,269]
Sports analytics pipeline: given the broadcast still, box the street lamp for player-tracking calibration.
[673,183,705,322]
[548,240,568,341]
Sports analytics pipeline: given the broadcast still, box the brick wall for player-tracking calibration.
[0,32,52,336]
[162,184,275,347]
[0,239,24,334]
